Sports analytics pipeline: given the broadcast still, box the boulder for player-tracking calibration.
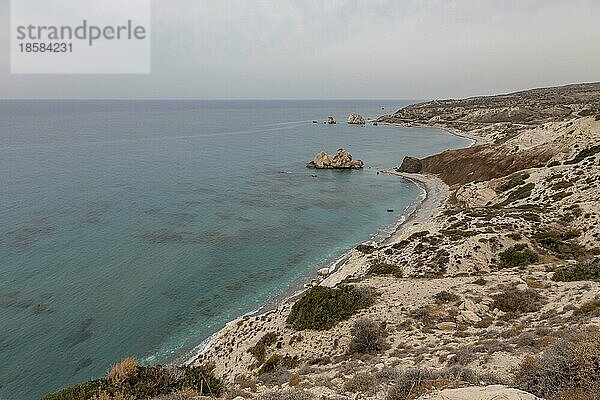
[436,322,457,331]
[307,148,364,169]
[327,116,336,124]
[416,385,540,400]
[461,310,482,324]
[463,299,477,312]
[313,151,333,168]
[397,156,423,173]
[317,268,330,276]
[347,113,366,124]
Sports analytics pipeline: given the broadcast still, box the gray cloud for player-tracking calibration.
[1,0,599,99]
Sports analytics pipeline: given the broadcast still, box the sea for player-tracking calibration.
[0,100,471,399]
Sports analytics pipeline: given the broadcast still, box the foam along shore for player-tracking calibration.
[320,171,449,288]
[186,170,449,362]
[377,121,491,147]
[190,145,457,371]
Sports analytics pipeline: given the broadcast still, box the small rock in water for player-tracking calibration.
[326,116,336,124]
[387,209,394,212]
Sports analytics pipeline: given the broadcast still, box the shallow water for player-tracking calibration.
[0,100,470,399]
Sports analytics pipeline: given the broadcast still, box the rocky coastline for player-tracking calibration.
[195,82,600,400]
[45,82,600,400]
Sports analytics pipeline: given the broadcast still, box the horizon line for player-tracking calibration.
[0,97,424,101]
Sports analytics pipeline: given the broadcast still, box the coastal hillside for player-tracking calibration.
[381,82,600,136]
[46,83,600,400]
[385,82,600,185]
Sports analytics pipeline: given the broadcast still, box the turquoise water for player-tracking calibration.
[0,100,470,399]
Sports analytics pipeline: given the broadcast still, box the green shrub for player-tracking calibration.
[343,372,380,394]
[499,244,538,267]
[439,229,477,241]
[356,244,377,254]
[42,364,223,400]
[42,379,108,400]
[247,332,278,363]
[564,145,600,164]
[492,288,545,314]
[367,263,403,277]
[434,290,460,304]
[179,366,224,396]
[499,183,535,206]
[448,347,476,366]
[514,327,600,398]
[287,285,374,330]
[579,108,597,117]
[472,277,487,285]
[551,180,573,190]
[259,354,299,374]
[408,230,430,239]
[552,259,600,282]
[347,318,388,355]
[534,230,587,260]
[552,191,572,201]
[574,299,600,316]
[392,240,410,250]
[497,174,530,193]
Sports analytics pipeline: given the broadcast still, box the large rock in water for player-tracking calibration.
[326,116,336,124]
[397,156,422,173]
[347,114,366,124]
[307,148,364,169]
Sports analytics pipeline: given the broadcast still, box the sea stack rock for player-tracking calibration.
[347,113,366,124]
[307,148,364,169]
[397,156,422,173]
[327,116,336,124]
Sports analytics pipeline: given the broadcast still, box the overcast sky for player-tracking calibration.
[1,0,599,99]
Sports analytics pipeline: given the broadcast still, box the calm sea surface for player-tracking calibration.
[0,100,470,399]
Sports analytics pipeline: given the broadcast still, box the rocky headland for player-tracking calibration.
[46,83,600,400]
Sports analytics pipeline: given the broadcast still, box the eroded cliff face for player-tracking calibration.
[393,82,600,186]
[417,143,553,186]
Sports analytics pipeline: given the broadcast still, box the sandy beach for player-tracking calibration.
[189,134,458,361]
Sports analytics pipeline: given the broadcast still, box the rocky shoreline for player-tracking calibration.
[194,83,600,400]
[44,82,600,400]
[187,169,449,362]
